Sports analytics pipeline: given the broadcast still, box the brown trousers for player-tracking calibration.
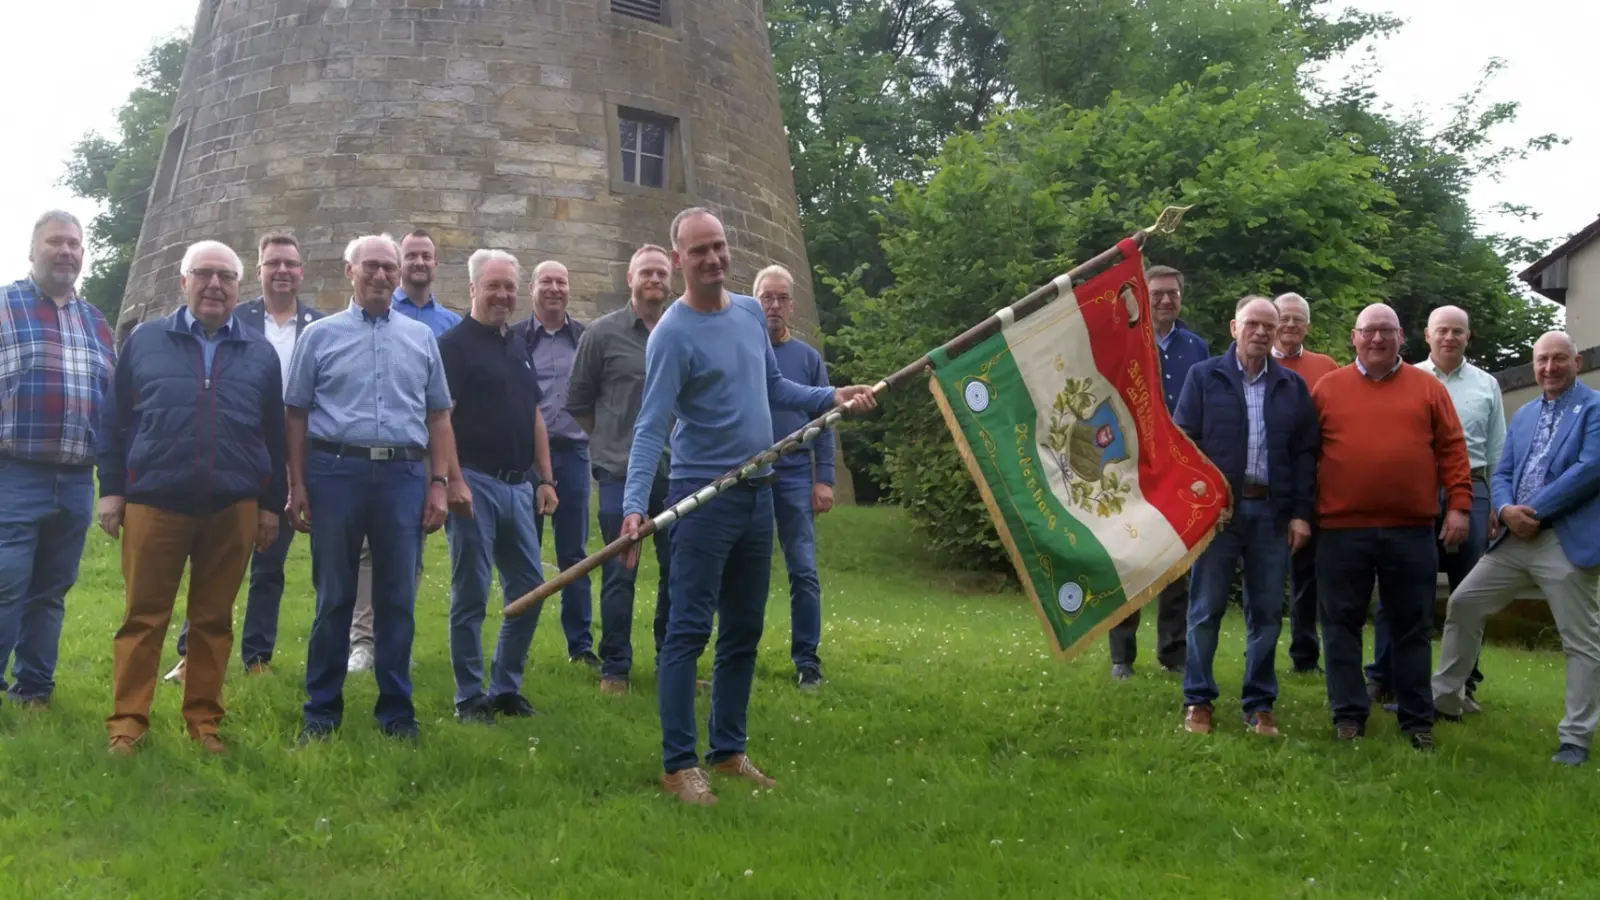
[108,500,257,741]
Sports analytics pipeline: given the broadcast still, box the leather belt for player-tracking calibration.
[311,440,426,462]
[1239,483,1269,500]
[467,465,529,485]
[1470,466,1488,482]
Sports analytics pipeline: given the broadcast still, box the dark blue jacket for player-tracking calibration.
[1173,344,1320,526]
[1156,319,1209,411]
[98,310,287,516]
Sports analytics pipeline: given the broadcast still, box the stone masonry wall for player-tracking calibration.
[120,0,819,342]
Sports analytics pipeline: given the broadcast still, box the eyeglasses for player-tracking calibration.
[261,259,304,270]
[188,268,239,284]
[1279,315,1308,326]
[1150,289,1180,300]
[759,293,792,304]
[1355,326,1399,338]
[360,261,400,275]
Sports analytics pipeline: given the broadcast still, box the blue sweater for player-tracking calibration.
[770,334,836,486]
[1172,344,1320,526]
[623,293,835,516]
[98,310,287,516]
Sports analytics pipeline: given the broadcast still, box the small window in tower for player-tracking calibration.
[611,0,667,25]
[619,115,671,189]
[152,122,189,206]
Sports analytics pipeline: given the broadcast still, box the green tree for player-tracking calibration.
[1322,59,1564,369]
[832,78,1394,567]
[61,35,188,321]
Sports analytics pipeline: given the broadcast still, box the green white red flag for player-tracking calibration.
[926,238,1230,659]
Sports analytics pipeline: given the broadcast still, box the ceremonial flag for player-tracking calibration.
[926,238,1230,659]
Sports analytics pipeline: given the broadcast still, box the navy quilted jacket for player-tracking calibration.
[98,309,286,516]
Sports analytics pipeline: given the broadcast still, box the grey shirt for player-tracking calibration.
[567,302,662,476]
[530,315,587,445]
[284,300,453,448]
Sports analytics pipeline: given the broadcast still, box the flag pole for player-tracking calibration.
[501,206,1193,619]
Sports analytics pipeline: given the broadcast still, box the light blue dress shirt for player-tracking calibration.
[392,288,461,338]
[283,300,453,448]
[178,306,237,378]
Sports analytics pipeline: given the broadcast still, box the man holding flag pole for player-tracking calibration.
[618,207,878,807]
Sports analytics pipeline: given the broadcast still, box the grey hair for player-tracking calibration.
[669,206,717,249]
[1273,292,1309,318]
[752,264,794,297]
[180,239,244,277]
[468,248,521,282]
[31,209,82,243]
[343,233,400,265]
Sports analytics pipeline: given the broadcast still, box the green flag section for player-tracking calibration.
[927,238,1230,659]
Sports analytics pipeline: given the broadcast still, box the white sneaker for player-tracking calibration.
[163,659,186,684]
[348,644,375,673]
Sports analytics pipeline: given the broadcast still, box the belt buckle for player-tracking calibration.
[370,447,394,461]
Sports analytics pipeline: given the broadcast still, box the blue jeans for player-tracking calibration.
[1182,498,1287,712]
[773,476,823,673]
[176,510,294,666]
[1318,525,1438,733]
[595,466,672,679]
[535,443,592,657]
[0,458,93,702]
[1367,481,1489,691]
[445,468,546,708]
[658,478,774,773]
[302,451,426,731]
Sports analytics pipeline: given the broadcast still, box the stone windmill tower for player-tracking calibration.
[117,0,820,337]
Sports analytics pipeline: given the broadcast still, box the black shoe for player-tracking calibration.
[1291,664,1323,675]
[796,668,822,691]
[455,700,497,725]
[383,720,421,743]
[490,693,538,718]
[1409,730,1437,752]
[1334,720,1365,741]
[1160,663,1183,675]
[570,650,602,671]
[296,722,336,746]
[1436,710,1463,724]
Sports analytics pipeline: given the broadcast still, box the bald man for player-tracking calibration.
[517,260,597,668]
[1367,306,1505,712]
[1311,303,1471,751]
[1172,297,1319,736]
[1272,292,1341,674]
[1434,332,1600,766]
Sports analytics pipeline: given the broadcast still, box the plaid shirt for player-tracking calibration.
[0,277,116,466]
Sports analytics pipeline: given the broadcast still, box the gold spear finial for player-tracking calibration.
[1143,204,1194,236]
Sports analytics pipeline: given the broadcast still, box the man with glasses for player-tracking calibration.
[166,233,320,684]
[285,233,457,744]
[1271,292,1340,675]
[99,240,285,755]
[1311,303,1471,751]
[1174,297,1318,737]
[1108,264,1208,680]
[756,263,835,691]
[1368,306,1505,713]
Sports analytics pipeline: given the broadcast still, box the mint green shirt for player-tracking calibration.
[1417,357,1506,471]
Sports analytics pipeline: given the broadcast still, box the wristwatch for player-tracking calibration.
[430,475,449,487]
[538,477,556,488]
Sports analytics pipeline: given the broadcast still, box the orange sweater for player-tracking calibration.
[1276,349,1340,390]
[1312,363,1473,528]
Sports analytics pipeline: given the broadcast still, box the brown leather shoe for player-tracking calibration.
[1183,705,1213,734]
[196,735,226,755]
[709,753,777,788]
[599,677,628,695]
[661,767,718,806]
[245,661,272,675]
[696,679,711,695]
[20,697,49,711]
[1246,710,1281,737]
[108,735,138,757]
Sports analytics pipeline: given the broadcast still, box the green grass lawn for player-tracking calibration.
[0,503,1596,898]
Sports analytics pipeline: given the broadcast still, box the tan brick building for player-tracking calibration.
[118,0,819,337]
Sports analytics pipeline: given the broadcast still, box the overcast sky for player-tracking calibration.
[3,0,1595,281]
